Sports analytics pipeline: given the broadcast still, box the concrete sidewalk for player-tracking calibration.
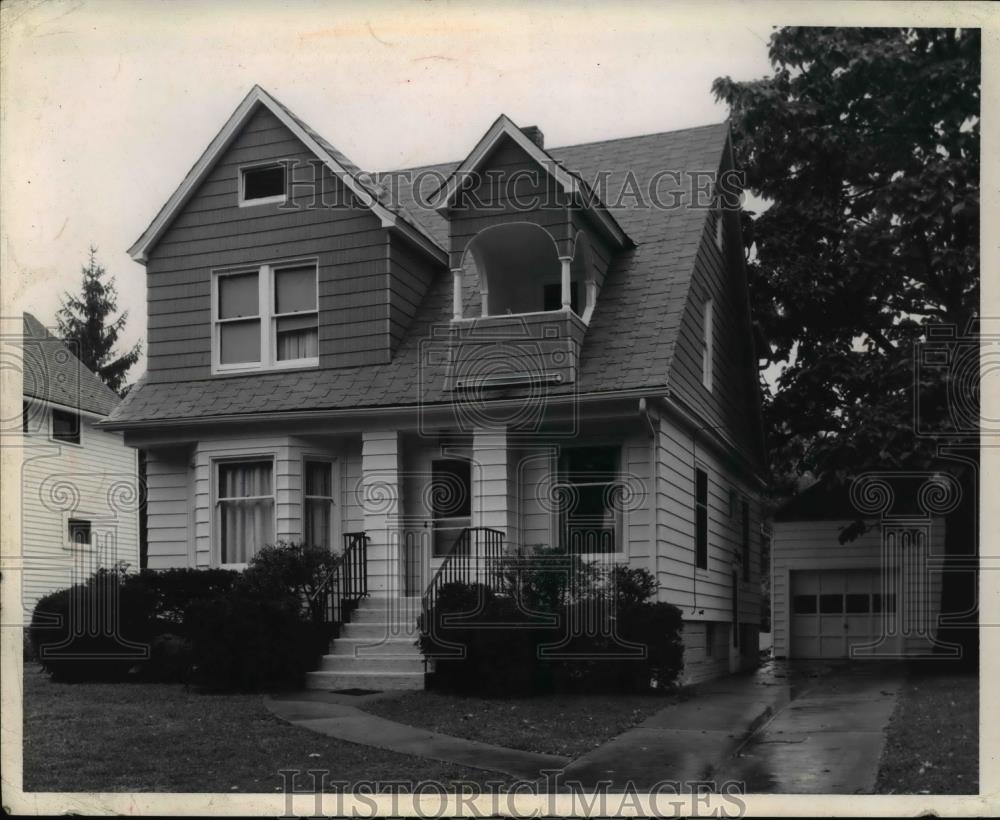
[711,661,905,793]
[559,663,801,789]
[266,690,569,780]
[268,662,821,788]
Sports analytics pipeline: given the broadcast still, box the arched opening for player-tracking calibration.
[461,223,585,316]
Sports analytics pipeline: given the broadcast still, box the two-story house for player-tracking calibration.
[102,86,767,688]
[20,313,141,614]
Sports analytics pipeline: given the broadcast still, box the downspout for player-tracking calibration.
[638,398,660,598]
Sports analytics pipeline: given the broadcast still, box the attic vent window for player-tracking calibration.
[239,163,287,206]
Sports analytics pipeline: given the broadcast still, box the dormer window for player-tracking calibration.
[213,260,318,373]
[239,163,287,206]
[702,298,714,391]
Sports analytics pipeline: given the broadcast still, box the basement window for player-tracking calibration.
[239,163,287,206]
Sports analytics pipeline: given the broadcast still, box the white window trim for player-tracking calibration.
[702,298,714,392]
[66,517,94,552]
[237,161,288,208]
[213,455,277,570]
[301,454,340,551]
[553,444,627,558]
[50,407,82,447]
[211,258,319,375]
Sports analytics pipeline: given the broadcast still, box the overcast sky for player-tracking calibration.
[1,1,994,380]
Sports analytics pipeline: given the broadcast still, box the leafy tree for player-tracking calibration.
[714,28,980,660]
[713,27,979,495]
[57,246,142,396]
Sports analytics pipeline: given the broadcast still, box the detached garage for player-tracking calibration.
[772,481,945,660]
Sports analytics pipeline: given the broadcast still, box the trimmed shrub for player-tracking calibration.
[184,592,323,691]
[29,568,156,682]
[421,559,685,695]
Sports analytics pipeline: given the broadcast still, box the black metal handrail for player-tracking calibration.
[420,526,505,624]
[314,531,369,629]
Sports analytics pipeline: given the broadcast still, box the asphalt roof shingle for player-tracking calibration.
[22,313,121,417]
[107,122,728,426]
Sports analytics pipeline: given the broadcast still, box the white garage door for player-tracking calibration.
[789,569,897,658]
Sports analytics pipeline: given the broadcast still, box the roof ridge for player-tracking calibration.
[378,120,729,176]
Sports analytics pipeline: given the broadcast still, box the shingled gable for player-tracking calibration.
[104,123,740,445]
[433,114,630,249]
[22,313,120,417]
[127,85,446,266]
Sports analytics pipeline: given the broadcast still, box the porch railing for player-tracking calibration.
[314,531,369,629]
[420,526,505,624]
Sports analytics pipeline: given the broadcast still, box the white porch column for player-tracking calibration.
[361,430,402,597]
[451,268,463,321]
[560,256,573,310]
[471,427,512,545]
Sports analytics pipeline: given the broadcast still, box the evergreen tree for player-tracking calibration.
[57,246,142,396]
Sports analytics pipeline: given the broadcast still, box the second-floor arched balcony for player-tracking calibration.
[452,222,594,322]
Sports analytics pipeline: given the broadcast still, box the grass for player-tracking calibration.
[21,667,509,792]
[361,690,673,757]
[875,667,978,794]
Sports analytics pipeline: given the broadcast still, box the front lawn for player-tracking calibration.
[22,667,508,792]
[875,667,978,794]
[361,690,672,757]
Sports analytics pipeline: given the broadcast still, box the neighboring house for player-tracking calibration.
[102,85,768,688]
[772,478,949,660]
[20,313,141,614]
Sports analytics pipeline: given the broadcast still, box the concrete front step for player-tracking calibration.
[319,654,424,673]
[305,670,424,691]
[351,606,423,624]
[340,622,420,640]
[331,637,420,657]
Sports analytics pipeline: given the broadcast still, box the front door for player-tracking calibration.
[430,458,472,560]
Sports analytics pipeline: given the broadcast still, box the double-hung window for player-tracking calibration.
[303,460,335,549]
[213,261,318,373]
[217,459,274,566]
[559,446,621,555]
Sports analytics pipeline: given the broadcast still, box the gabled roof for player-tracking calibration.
[128,85,446,265]
[21,313,120,417]
[105,123,731,430]
[433,114,630,248]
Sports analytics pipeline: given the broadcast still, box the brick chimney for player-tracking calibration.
[521,125,544,149]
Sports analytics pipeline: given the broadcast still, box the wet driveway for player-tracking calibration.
[715,660,906,793]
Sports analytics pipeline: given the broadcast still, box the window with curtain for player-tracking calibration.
[559,446,620,554]
[274,265,318,362]
[213,262,318,372]
[303,460,334,548]
[217,460,274,565]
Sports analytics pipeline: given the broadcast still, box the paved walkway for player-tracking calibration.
[558,663,801,789]
[268,663,811,788]
[711,661,905,793]
[266,690,569,780]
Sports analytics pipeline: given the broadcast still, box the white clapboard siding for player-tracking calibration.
[21,406,140,615]
[146,433,357,569]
